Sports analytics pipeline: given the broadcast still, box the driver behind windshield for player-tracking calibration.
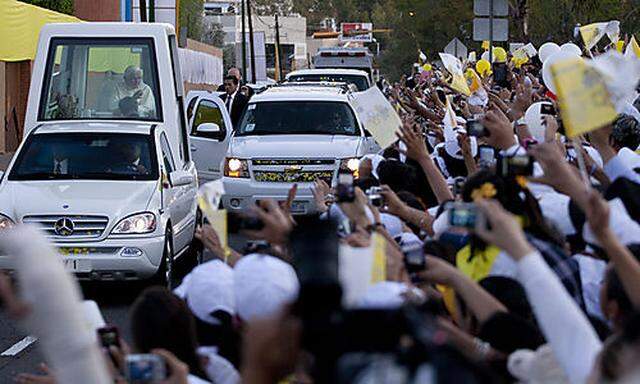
[107,141,148,174]
[103,66,156,118]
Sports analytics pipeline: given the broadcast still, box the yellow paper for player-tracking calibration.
[551,58,618,138]
[197,195,228,250]
[370,233,386,283]
[0,0,81,61]
[449,73,471,96]
[580,22,607,50]
[482,40,490,50]
[456,244,501,282]
[465,68,483,93]
[616,40,625,53]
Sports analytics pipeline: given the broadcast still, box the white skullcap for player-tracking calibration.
[234,253,299,321]
[177,259,235,325]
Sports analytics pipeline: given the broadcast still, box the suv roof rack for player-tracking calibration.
[274,81,355,93]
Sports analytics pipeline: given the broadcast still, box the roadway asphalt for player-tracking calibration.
[0,252,204,382]
[0,157,245,382]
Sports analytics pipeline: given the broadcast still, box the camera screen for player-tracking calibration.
[479,146,494,161]
[449,208,477,228]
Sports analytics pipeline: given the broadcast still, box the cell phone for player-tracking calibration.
[497,155,534,177]
[403,243,426,275]
[447,202,481,229]
[97,326,120,349]
[478,145,495,168]
[336,172,355,203]
[366,187,384,207]
[467,119,487,138]
[125,354,167,383]
[540,103,556,116]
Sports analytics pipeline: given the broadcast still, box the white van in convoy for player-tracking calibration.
[285,68,372,91]
[221,83,382,214]
[0,23,201,286]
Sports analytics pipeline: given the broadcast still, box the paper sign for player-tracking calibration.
[551,58,618,138]
[351,87,402,148]
[197,195,228,250]
[371,233,386,283]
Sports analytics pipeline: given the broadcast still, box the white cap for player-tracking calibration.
[380,213,403,238]
[234,253,299,321]
[181,260,235,325]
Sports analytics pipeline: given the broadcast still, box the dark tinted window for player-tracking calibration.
[237,101,360,137]
[9,133,158,181]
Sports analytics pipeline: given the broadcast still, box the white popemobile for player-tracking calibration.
[0,23,202,286]
[220,83,384,214]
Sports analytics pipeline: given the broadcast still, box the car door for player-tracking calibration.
[189,96,232,183]
[159,132,189,253]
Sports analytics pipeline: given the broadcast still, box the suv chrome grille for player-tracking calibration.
[22,215,109,240]
[252,159,335,166]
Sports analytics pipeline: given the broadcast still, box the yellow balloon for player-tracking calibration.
[476,59,492,77]
[492,47,508,63]
[422,63,432,72]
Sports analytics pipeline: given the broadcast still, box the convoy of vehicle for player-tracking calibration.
[0,22,391,284]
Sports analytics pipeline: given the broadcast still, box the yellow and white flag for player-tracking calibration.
[625,36,640,59]
[580,21,620,50]
[551,57,618,138]
[418,50,427,65]
[439,53,471,96]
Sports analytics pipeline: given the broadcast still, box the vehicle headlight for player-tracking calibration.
[112,212,156,234]
[0,214,15,231]
[339,158,361,177]
[224,158,250,178]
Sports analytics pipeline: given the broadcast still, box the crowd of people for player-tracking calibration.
[3,32,640,384]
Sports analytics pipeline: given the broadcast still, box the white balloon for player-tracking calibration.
[538,42,561,63]
[542,50,582,94]
[560,43,582,57]
[525,102,554,142]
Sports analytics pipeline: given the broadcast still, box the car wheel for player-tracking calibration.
[152,228,174,289]
[193,209,204,265]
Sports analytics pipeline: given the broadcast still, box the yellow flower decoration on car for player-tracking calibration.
[471,182,497,201]
[515,175,528,188]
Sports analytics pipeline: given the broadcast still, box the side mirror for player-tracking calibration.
[198,122,221,133]
[169,170,194,187]
[194,122,226,141]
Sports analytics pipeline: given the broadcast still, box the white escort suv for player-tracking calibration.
[0,23,200,286]
[285,68,372,91]
[221,83,382,214]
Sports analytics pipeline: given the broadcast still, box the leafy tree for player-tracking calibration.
[180,0,204,41]
[202,20,226,47]
[18,0,74,14]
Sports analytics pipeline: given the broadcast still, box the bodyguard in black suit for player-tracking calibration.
[220,75,249,129]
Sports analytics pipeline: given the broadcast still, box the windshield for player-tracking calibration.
[237,101,360,137]
[287,74,369,91]
[9,133,158,181]
[39,38,162,121]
